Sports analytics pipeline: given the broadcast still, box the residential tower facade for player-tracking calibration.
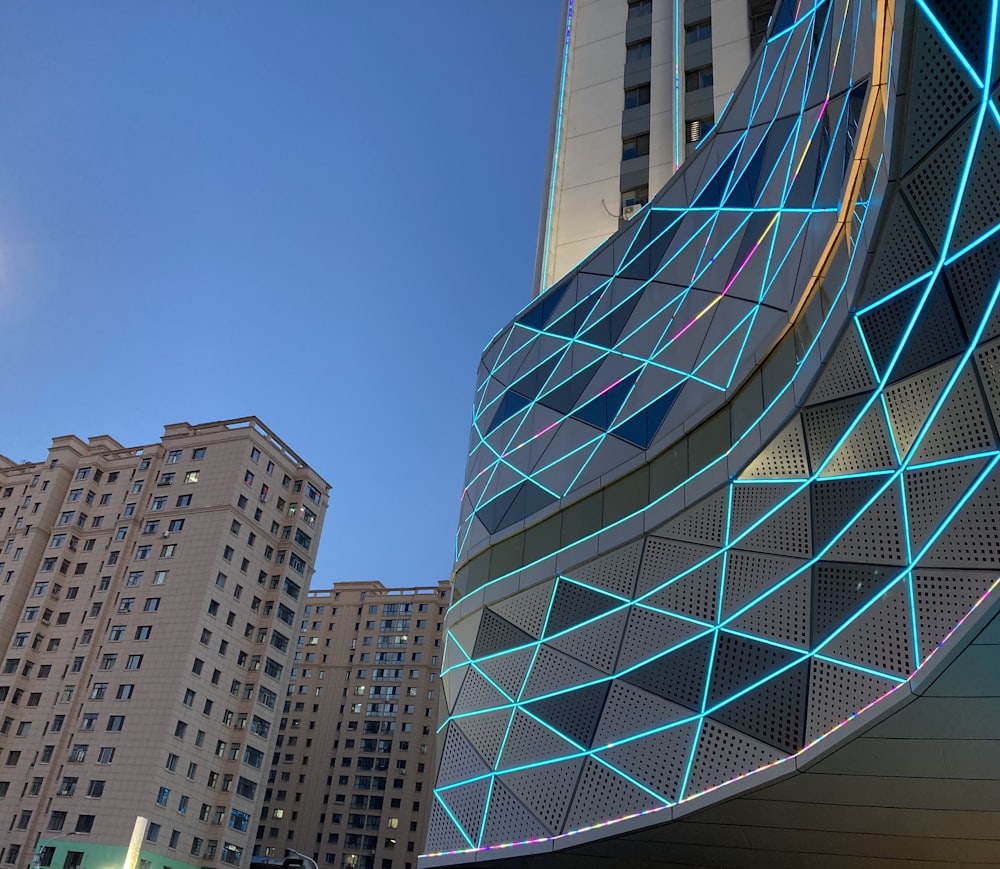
[0,418,328,869]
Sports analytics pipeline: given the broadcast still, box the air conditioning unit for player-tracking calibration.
[623,203,643,220]
[162,531,170,538]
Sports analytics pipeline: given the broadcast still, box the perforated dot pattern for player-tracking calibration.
[548,609,629,674]
[739,418,811,478]
[729,573,812,649]
[821,583,914,676]
[473,609,535,658]
[477,646,536,703]
[804,658,898,743]
[566,539,644,598]
[821,403,897,475]
[595,722,698,803]
[946,233,1000,341]
[802,394,869,470]
[498,710,580,771]
[454,708,513,769]
[615,606,706,669]
[883,360,955,458]
[520,646,604,701]
[902,118,976,251]
[900,17,977,170]
[913,568,998,660]
[805,324,877,405]
[546,579,622,637]
[860,199,936,305]
[711,660,810,753]
[452,668,510,716]
[913,364,996,460]
[707,633,799,707]
[488,579,556,639]
[952,121,1000,250]
[593,680,693,746]
[825,484,905,564]
[441,777,492,843]
[684,720,783,798]
[500,758,584,834]
[635,537,717,596]
[654,488,728,546]
[437,723,491,790]
[922,466,1000,565]
[974,336,1000,428]
[563,758,660,831]
[427,799,472,852]
[734,489,813,557]
[479,781,552,847]
[642,557,721,622]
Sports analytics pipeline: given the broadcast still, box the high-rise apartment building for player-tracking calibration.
[534,0,774,294]
[0,418,328,869]
[255,581,449,869]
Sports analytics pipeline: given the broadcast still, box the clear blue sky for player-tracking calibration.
[0,3,563,587]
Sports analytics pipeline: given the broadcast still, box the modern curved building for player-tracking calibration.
[426,0,1000,864]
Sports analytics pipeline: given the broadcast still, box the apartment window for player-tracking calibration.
[624,83,651,109]
[107,715,125,731]
[98,747,115,763]
[628,0,652,17]
[144,597,160,612]
[168,518,184,532]
[147,823,161,843]
[152,497,167,511]
[132,480,144,493]
[126,655,143,670]
[124,503,136,517]
[68,489,82,502]
[136,546,151,560]
[192,447,206,460]
[88,779,105,798]
[117,684,134,700]
[167,450,182,464]
[685,64,714,91]
[161,544,176,558]
[154,570,168,585]
[622,133,650,160]
[127,570,143,586]
[686,115,714,143]
[119,598,135,613]
[157,786,170,806]
[686,19,712,43]
[100,654,117,670]
[184,471,200,483]
[177,494,192,507]
[625,39,651,62]
[90,682,108,700]
[621,185,649,208]
[70,744,88,763]
[135,625,152,640]
[109,625,126,642]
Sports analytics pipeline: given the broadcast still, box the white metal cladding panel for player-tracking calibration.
[452,668,513,717]
[520,646,605,701]
[729,482,800,538]
[426,799,470,852]
[820,402,897,476]
[454,708,512,770]
[911,364,997,462]
[648,487,728,547]
[922,465,1000,565]
[476,646,537,704]
[499,757,585,835]
[824,484,906,565]
[720,550,809,617]
[806,324,877,405]
[903,459,989,552]
[820,583,915,678]
[592,680,694,746]
[614,606,708,670]
[439,776,492,847]
[497,710,580,771]
[436,722,491,788]
[728,572,811,650]
[547,608,630,674]
[975,335,1000,422]
[951,120,1000,251]
[913,568,999,662]
[640,554,722,623]
[478,780,551,847]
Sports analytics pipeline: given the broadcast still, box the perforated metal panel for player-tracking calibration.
[706,633,800,708]
[913,568,998,661]
[564,539,644,599]
[974,336,1000,427]
[478,780,552,847]
[488,579,556,640]
[734,489,812,557]
[545,579,625,637]
[739,417,811,479]
[635,537,717,596]
[804,657,899,743]
[811,475,884,552]
[615,606,708,670]
[902,119,977,251]
[883,360,955,458]
[820,402,897,476]
[729,572,812,649]
[802,394,869,471]
[711,659,810,753]
[476,646,537,703]
[474,609,535,658]
[499,757,584,834]
[720,550,808,618]
[527,681,611,748]
[683,719,783,799]
[641,555,722,622]
[455,708,513,769]
[439,776,492,846]
[437,722,492,789]
[952,121,1000,250]
[921,465,1000,565]
[900,17,977,171]
[452,667,514,716]
[825,483,906,564]
[947,232,1000,341]
[497,710,581,770]
[563,759,662,832]
[427,799,473,852]
[811,560,895,644]
[620,634,714,711]
[548,608,629,674]
[520,646,605,701]
[652,488,729,547]
[592,680,694,746]
[904,458,989,552]
[595,722,698,803]
[805,324,877,405]
[820,583,915,677]
[859,199,936,306]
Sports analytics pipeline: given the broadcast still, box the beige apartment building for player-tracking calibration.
[255,581,449,869]
[534,0,773,295]
[0,418,329,869]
